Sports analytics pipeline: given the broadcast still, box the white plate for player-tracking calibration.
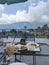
[26,42,39,47]
[26,42,39,51]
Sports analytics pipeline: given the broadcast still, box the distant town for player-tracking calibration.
[0,24,49,38]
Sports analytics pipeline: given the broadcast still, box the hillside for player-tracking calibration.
[0,22,49,29]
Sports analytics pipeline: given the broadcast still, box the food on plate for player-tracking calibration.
[6,44,27,55]
[20,45,26,50]
[21,45,24,49]
[14,45,19,51]
[15,45,26,50]
[28,43,37,48]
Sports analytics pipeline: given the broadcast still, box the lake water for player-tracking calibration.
[2,37,49,45]
[0,38,49,65]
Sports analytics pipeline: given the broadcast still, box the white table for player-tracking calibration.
[9,62,28,65]
[14,46,40,65]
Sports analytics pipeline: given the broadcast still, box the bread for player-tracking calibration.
[15,45,26,50]
[14,45,19,51]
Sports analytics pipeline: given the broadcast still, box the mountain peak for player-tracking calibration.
[0,22,49,29]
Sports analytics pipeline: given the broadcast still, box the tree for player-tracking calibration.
[36,26,41,32]
[24,25,27,29]
[2,29,6,35]
[24,25,27,39]
[42,24,48,30]
[10,29,17,33]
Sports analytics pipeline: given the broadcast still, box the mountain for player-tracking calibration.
[0,22,49,29]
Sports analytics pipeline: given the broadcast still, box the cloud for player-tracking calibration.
[0,13,16,24]
[0,4,5,16]
[0,4,4,11]
[41,15,49,22]
[0,0,49,24]
[27,1,46,21]
[16,10,27,21]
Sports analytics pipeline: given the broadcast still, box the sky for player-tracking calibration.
[0,0,49,24]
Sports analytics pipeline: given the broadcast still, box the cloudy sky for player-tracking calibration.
[0,0,49,24]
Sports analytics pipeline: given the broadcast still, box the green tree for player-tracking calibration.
[2,29,6,35]
[10,29,17,33]
[10,29,17,37]
[36,26,41,32]
[24,25,27,30]
[24,25,27,38]
[42,24,48,30]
